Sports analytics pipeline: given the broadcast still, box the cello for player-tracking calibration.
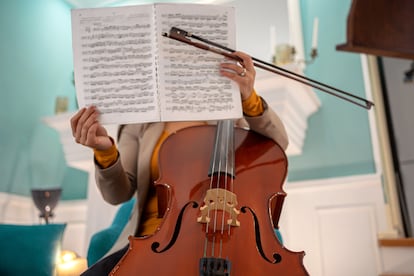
[109,27,373,275]
[111,120,308,275]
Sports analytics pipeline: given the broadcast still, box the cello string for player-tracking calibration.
[221,121,229,236]
[204,125,220,258]
[225,121,233,236]
[226,122,234,254]
[203,238,208,258]
[203,122,237,258]
[212,129,221,236]
[219,121,231,258]
[211,127,222,257]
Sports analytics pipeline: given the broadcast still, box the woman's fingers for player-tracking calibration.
[70,107,86,137]
[236,51,255,73]
[70,106,112,150]
[71,106,98,144]
[220,52,255,100]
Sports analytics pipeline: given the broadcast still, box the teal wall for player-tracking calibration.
[0,0,87,200]
[0,0,376,201]
[288,0,375,181]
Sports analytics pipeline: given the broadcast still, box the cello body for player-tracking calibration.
[111,125,308,275]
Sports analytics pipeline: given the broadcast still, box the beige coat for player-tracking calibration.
[95,99,289,258]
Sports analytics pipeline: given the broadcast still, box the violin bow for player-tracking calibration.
[162,27,375,110]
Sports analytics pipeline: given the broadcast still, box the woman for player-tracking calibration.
[71,51,289,274]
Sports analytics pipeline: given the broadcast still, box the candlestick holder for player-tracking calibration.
[31,188,62,224]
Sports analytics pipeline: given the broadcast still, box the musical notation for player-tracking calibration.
[71,4,241,124]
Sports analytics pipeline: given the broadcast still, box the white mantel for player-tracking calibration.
[255,65,320,155]
[42,113,94,171]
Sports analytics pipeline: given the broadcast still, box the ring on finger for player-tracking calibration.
[239,67,246,77]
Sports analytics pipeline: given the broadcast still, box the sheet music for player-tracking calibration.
[156,4,242,121]
[71,4,241,124]
[71,5,159,124]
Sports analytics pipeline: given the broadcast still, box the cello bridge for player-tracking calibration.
[197,188,240,227]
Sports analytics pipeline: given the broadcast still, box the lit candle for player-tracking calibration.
[311,17,319,49]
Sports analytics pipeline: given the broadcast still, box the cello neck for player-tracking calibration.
[208,120,235,178]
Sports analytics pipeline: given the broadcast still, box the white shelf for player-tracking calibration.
[42,112,118,171]
[255,64,321,155]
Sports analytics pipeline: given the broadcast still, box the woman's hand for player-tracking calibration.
[219,51,256,101]
[70,106,113,150]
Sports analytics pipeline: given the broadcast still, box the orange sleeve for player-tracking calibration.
[93,140,118,169]
[242,89,264,117]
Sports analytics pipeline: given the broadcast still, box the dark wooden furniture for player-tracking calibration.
[337,0,414,59]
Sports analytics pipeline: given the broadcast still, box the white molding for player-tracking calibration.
[0,193,35,224]
[316,204,382,275]
[255,65,321,156]
[381,246,414,274]
[285,172,414,275]
[286,173,380,190]
[360,55,381,175]
[43,112,119,171]
[280,174,388,276]
[360,55,404,237]
[42,112,94,171]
